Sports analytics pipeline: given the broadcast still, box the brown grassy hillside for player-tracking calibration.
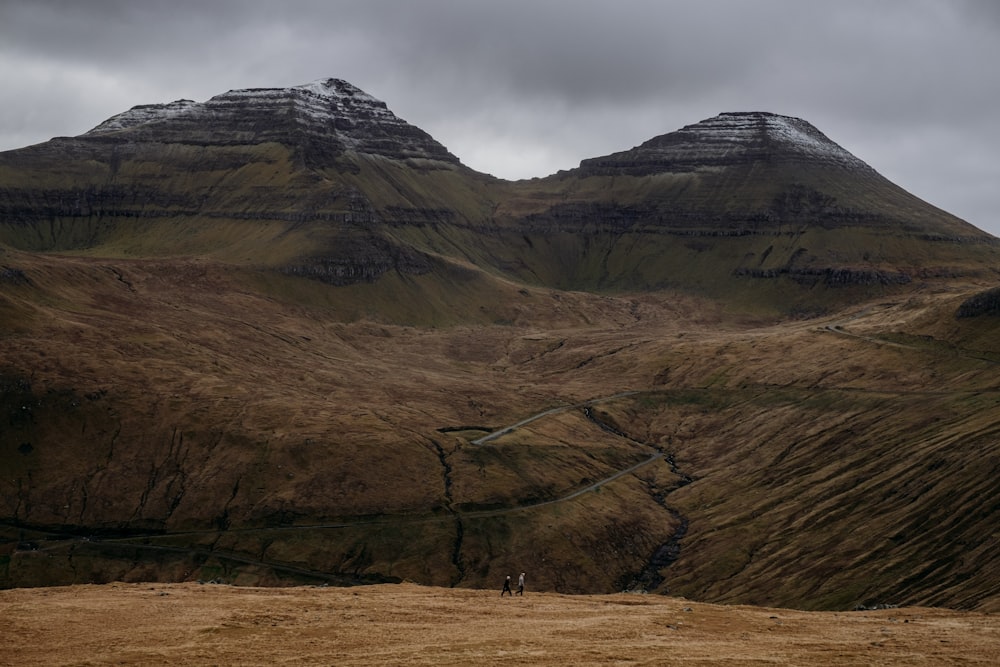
[4,239,1000,611]
[3,582,999,666]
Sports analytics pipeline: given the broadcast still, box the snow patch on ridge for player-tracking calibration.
[82,78,447,159]
[282,78,402,150]
[688,112,869,168]
[86,78,398,139]
[86,99,199,134]
[579,110,874,176]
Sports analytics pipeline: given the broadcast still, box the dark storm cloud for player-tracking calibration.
[1,0,998,234]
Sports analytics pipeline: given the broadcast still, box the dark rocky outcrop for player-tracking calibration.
[0,267,29,285]
[734,266,913,287]
[956,286,1000,317]
[280,236,433,285]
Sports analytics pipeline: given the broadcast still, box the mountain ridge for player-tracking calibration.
[80,77,461,166]
[577,110,875,176]
[2,78,997,313]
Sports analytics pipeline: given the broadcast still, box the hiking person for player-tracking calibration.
[517,572,525,595]
[501,575,513,596]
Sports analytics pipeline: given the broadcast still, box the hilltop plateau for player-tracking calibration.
[2,78,1000,613]
[4,582,999,665]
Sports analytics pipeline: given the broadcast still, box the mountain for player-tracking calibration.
[580,111,875,174]
[2,79,1000,612]
[0,78,499,317]
[2,86,996,315]
[487,111,998,313]
[83,78,460,165]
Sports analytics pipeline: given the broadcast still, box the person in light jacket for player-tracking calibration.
[517,572,525,596]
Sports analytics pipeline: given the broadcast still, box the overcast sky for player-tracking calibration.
[2,0,999,236]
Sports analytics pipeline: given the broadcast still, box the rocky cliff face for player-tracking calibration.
[578,111,873,176]
[83,78,460,167]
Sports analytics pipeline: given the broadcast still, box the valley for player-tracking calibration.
[4,248,999,610]
[2,79,1000,613]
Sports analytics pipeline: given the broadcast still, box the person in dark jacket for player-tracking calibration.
[501,575,513,596]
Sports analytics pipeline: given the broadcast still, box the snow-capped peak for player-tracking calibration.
[696,112,868,168]
[85,99,199,134]
[580,111,873,176]
[83,78,457,164]
[296,78,383,105]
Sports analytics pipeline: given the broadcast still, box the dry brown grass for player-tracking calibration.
[4,249,1000,610]
[2,582,999,666]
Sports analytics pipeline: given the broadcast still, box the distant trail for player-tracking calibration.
[461,452,664,518]
[824,320,1000,366]
[823,325,914,350]
[471,391,640,445]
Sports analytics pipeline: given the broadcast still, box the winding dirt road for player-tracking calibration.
[471,391,639,444]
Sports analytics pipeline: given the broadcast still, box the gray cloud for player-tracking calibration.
[1,0,998,234]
